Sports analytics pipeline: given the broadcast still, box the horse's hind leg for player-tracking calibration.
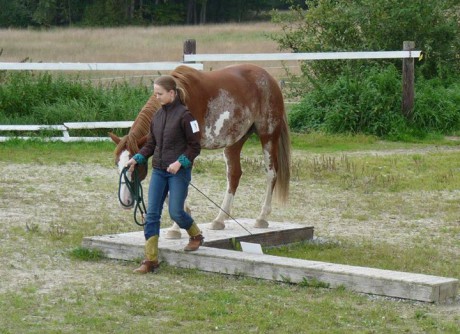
[254,135,279,228]
[209,136,248,230]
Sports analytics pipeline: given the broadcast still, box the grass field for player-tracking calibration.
[0,22,298,81]
[0,23,459,333]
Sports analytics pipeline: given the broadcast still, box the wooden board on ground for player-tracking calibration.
[82,219,458,303]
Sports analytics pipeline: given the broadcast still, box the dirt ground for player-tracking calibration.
[0,145,459,320]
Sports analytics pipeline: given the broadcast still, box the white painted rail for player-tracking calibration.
[0,121,134,142]
[0,62,203,71]
[184,51,421,62]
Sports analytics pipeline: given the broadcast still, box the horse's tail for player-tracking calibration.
[274,108,291,204]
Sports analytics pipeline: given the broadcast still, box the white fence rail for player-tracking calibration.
[0,62,203,71]
[183,50,421,62]
[1,47,421,142]
[0,121,133,142]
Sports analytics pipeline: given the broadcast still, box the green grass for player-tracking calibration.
[0,263,458,333]
[265,238,460,279]
[289,131,460,152]
[0,139,115,165]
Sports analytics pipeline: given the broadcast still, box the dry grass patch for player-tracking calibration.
[0,23,296,80]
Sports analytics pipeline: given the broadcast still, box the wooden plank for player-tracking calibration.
[184,51,422,62]
[204,227,314,250]
[159,246,458,303]
[82,221,458,303]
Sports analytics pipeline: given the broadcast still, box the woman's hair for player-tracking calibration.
[154,75,187,104]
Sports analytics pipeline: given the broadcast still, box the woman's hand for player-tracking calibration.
[125,158,138,172]
[167,161,181,174]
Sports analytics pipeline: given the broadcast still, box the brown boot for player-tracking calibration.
[133,259,159,273]
[184,234,204,251]
[184,222,204,251]
[133,235,159,273]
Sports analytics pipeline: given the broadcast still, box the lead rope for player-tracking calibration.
[118,166,147,226]
[181,175,253,236]
[119,165,253,235]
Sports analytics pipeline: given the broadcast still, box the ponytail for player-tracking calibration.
[154,75,187,105]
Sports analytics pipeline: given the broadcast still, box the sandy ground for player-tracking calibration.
[0,146,459,319]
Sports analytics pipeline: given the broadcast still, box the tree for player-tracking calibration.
[272,0,460,81]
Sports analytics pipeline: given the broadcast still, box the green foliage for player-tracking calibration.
[412,77,460,134]
[288,65,405,136]
[151,2,186,25]
[272,0,460,80]
[288,64,460,138]
[0,0,296,27]
[69,247,104,261]
[273,0,460,139]
[0,71,151,127]
[299,277,330,289]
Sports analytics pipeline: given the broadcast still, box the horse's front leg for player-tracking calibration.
[210,141,245,230]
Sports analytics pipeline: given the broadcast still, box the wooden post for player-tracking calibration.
[402,41,415,118]
[183,39,196,63]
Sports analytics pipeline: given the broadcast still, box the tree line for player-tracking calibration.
[0,0,306,27]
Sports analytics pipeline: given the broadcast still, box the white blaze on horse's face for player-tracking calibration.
[118,150,134,209]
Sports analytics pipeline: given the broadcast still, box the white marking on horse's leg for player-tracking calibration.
[210,152,234,230]
[255,147,275,228]
[118,150,134,209]
[210,192,234,230]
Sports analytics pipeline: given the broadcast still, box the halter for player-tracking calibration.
[118,166,147,226]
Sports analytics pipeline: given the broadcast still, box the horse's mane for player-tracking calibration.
[114,95,160,158]
[171,65,202,105]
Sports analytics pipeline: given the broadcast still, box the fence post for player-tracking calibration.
[402,41,415,118]
[183,39,196,63]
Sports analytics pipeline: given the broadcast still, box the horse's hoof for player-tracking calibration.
[165,228,182,239]
[209,221,225,230]
[254,219,269,228]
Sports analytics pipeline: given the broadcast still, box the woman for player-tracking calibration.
[126,75,202,274]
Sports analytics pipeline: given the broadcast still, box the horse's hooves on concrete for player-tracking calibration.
[165,229,182,239]
[254,219,269,228]
[209,221,225,230]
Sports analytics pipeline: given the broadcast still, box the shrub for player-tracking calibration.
[288,64,460,138]
[0,71,151,125]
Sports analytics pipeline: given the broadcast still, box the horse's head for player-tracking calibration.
[109,132,148,210]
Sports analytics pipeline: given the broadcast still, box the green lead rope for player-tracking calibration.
[118,166,147,226]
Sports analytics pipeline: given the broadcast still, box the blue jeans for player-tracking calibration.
[144,167,194,240]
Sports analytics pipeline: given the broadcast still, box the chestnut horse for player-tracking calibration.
[110,63,290,230]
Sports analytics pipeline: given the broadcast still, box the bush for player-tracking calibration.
[0,71,152,125]
[412,78,460,133]
[288,64,460,138]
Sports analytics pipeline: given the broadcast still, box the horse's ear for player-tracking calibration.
[108,132,121,144]
[138,134,149,147]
